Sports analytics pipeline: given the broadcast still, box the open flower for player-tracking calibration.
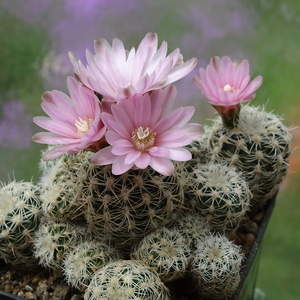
[32,77,106,161]
[193,56,263,106]
[92,85,204,175]
[193,56,263,128]
[68,32,198,101]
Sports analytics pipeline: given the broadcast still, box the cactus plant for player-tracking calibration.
[184,162,251,235]
[131,227,190,282]
[190,233,244,300]
[63,240,123,290]
[39,150,186,250]
[0,181,42,266]
[209,105,292,207]
[33,221,87,269]
[84,259,171,300]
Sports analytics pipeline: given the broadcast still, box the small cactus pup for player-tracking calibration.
[130,227,190,282]
[191,233,244,300]
[38,149,90,224]
[0,181,42,266]
[172,212,212,252]
[209,105,292,207]
[84,259,171,300]
[63,240,123,290]
[33,221,87,270]
[184,162,251,236]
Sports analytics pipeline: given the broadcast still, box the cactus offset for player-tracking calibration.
[84,259,171,300]
[184,163,251,235]
[63,240,123,290]
[34,221,87,269]
[172,212,212,251]
[191,233,244,300]
[131,227,190,282]
[0,181,42,266]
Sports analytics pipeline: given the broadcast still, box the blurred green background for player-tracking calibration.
[0,0,299,299]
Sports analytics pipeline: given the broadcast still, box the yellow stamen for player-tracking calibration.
[131,126,156,152]
[223,84,236,93]
[75,117,94,137]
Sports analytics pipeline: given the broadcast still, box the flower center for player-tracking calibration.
[131,126,156,152]
[75,117,94,137]
[223,84,236,93]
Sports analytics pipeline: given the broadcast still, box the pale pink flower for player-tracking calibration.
[68,32,198,101]
[193,56,263,106]
[32,77,106,160]
[92,85,204,176]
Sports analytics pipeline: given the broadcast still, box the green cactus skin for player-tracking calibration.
[191,233,244,300]
[184,163,251,235]
[84,259,171,300]
[33,221,87,269]
[172,212,211,252]
[63,240,123,290]
[130,227,190,282]
[209,105,292,207]
[0,181,42,266]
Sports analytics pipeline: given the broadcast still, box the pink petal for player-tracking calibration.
[149,156,174,176]
[134,152,151,169]
[112,156,134,175]
[92,146,115,165]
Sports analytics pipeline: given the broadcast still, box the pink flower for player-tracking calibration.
[68,32,198,101]
[32,77,106,160]
[92,85,204,176]
[193,56,263,106]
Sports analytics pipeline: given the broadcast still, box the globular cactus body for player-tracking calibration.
[191,233,244,300]
[84,259,171,300]
[63,240,123,290]
[173,213,211,251]
[184,163,251,235]
[209,105,292,205]
[131,227,190,282]
[34,221,86,269]
[0,181,42,266]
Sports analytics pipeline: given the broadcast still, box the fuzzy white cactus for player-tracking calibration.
[191,233,244,300]
[184,163,251,235]
[0,181,42,266]
[84,259,171,300]
[63,240,123,290]
[131,227,190,282]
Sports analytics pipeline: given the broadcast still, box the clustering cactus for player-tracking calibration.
[63,240,123,290]
[190,233,244,300]
[1,34,293,300]
[131,227,190,282]
[0,181,42,266]
[209,105,292,206]
[184,162,251,235]
[84,260,171,300]
[33,221,87,269]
